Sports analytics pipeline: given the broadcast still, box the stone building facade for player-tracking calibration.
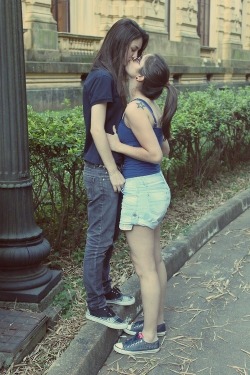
[21,0,250,111]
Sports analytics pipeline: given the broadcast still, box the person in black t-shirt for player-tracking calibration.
[82,18,149,329]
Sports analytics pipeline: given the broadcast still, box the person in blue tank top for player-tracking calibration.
[82,19,149,330]
[107,54,178,354]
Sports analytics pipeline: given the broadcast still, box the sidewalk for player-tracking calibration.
[98,204,250,374]
[47,189,250,375]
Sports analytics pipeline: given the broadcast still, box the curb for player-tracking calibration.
[47,188,250,375]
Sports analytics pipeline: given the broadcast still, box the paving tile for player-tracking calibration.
[0,309,47,356]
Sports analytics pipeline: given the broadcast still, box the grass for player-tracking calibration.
[2,161,250,375]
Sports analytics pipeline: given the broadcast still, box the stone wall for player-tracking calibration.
[21,0,250,111]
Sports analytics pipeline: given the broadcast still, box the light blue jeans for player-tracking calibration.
[83,163,121,310]
[120,171,171,230]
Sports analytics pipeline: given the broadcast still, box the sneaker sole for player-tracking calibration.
[106,297,135,306]
[86,313,128,330]
[124,328,166,337]
[114,345,160,355]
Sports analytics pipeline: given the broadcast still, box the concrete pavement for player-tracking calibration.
[99,200,250,374]
[47,188,250,375]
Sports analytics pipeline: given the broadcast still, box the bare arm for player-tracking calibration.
[107,102,163,164]
[90,103,125,192]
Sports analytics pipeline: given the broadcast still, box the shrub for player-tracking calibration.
[28,86,250,251]
[159,85,250,189]
[28,105,87,251]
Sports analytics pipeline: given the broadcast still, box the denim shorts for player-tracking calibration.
[120,172,171,230]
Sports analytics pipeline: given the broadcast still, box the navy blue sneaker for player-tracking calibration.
[86,306,128,330]
[105,286,135,306]
[124,320,166,337]
[114,332,160,355]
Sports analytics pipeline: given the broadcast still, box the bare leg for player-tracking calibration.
[126,225,160,343]
[154,226,167,324]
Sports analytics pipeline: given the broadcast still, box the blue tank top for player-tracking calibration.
[117,98,163,178]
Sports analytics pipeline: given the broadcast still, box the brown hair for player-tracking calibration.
[92,18,149,106]
[140,54,178,139]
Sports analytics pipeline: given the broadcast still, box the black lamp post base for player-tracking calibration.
[0,0,63,308]
[0,270,62,303]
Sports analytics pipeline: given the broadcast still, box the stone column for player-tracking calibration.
[242,0,250,49]
[70,0,94,35]
[171,0,199,42]
[221,1,243,62]
[22,0,60,61]
[95,0,168,35]
[0,0,61,303]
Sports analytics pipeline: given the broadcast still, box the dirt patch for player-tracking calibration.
[2,162,250,375]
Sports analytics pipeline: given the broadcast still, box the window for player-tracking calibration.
[51,0,70,32]
[197,0,210,46]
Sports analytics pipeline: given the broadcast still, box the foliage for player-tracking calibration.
[52,281,77,317]
[28,86,250,252]
[158,85,250,189]
[28,104,87,251]
[52,274,85,318]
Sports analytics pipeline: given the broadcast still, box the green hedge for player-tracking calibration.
[28,86,250,251]
[28,104,87,252]
[160,85,250,189]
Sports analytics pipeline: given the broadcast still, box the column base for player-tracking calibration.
[0,270,62,303]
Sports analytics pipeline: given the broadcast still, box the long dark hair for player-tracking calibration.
[139,54,177,140]
[92,18,149,106]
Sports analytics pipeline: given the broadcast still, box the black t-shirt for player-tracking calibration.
[82,68,125,165]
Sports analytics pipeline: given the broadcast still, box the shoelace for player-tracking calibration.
[112,286,122,297]
[103,306,116,317]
